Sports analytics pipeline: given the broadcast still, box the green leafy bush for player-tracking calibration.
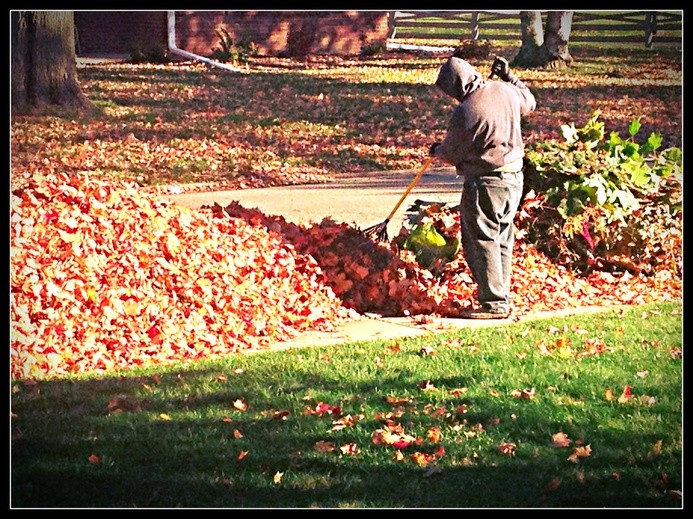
[522,110,682,275]
[210,27,257,64]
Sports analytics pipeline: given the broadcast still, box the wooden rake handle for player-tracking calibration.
[383,156,434,222]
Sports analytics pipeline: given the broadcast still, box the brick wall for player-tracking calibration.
[74,11,390,58]
[175,11,390,56]
[74,11,168,57]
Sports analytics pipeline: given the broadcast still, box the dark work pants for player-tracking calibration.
[460,171,524,312]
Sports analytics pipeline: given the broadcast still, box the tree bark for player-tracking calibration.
[543,11,574,65]
[512,10,574,69]
[11,11,92,115]
[512,11,544,67]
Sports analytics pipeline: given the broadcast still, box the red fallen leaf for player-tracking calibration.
[146,325,163,344]
[339,443,359,455]
[233,429,243,439]
[237,450,249,460]
[429,406,448,418]
[87,453,102,464]
[307,402,341,417]
[497,442,517,456]
[273,410,291,420]
[617,385,634,404]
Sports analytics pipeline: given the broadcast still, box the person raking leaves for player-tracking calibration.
[429,54,536,319]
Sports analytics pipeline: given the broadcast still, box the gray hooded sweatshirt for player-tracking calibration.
[434,57,536,177]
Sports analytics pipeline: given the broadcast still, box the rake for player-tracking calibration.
[362,156,434,242]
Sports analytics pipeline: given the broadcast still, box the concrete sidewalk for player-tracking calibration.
[265,306,621,352]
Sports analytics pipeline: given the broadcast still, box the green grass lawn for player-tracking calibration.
[11,301,682,508]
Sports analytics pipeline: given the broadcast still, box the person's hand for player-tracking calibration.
[429,142,442,156]
[489,56,510,81]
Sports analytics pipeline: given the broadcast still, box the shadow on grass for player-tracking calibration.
[11,352,681,508]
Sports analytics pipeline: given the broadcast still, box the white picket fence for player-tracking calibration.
[389,11,682,48]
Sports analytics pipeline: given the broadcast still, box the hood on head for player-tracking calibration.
[435,57,484,102]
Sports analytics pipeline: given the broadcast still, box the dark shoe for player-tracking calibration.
[460,308,510,320]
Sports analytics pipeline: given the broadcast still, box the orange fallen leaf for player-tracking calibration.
[314,440,335,452]
[551,432,572,448]
[237,450,249,461]
[411,451,435,467]
[567,444,592,463]
[426,426,443,443]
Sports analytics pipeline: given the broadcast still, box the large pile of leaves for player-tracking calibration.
[10,172,681,380]
[10,172,349,380]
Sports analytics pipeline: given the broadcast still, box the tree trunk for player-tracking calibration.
[512,10,574,69]
[542,11,574,66]
[512,11,544,67]
[11,11,92,115]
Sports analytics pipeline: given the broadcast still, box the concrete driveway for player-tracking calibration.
[165,166,463,231]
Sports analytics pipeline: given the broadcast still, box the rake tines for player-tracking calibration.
[362,220,390,243]
[360,156,434,245]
